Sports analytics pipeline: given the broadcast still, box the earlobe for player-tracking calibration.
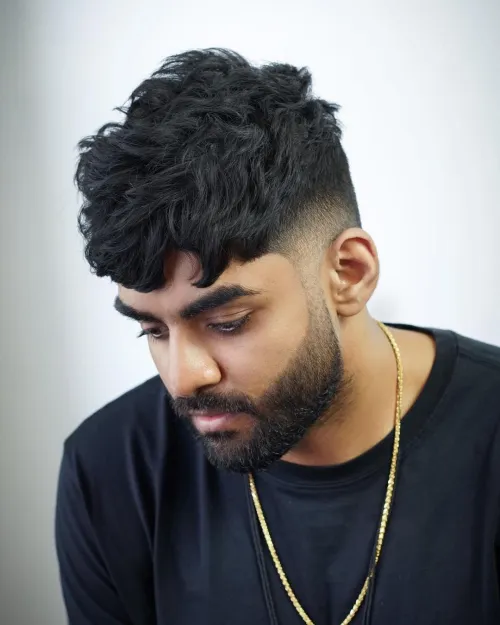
[323,229,379,318]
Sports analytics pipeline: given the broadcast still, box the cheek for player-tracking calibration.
[216,314,308,396]
[147,341,169,381]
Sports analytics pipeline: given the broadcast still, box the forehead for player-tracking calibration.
[118,251,305,314]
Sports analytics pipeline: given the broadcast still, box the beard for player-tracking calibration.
[172,300,349,472]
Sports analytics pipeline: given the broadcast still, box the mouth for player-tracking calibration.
[191,411,243,434]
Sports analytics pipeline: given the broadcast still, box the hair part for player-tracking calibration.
[76,48,361,292]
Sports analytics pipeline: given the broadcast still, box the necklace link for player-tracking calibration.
[248,321,403,625]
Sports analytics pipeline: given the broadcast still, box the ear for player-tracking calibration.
[321,228,379,318]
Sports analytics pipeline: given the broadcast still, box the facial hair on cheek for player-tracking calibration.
[195,302,347,473]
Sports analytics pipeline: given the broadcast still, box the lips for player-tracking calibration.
[191,412,239,433]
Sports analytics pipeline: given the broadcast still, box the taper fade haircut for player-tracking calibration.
[76,48,361,292]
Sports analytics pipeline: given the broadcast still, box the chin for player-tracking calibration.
[200,433,260,473]
[201,433,286,473]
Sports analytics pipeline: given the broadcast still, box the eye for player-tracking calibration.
[137,327,168,341]
[208,314,250,335]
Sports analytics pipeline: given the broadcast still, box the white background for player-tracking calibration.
[1,0,499,623]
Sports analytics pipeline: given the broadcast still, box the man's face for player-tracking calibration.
[117,251,346,472]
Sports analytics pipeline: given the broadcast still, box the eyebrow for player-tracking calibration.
[114,285,261,324]
[113,298,162,323]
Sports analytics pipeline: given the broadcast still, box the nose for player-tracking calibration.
[160,332,222,398]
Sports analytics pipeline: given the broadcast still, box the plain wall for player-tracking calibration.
[1,0,499,623]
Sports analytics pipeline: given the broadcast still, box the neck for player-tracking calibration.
[281,314,435,467]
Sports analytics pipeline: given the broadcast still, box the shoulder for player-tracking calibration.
[61,376,197,498]
[447,330,500,400]
[429,327,500,433]
[396,321,500,387]
[393,323,500,434]
[64,375,168,468]
[454,331,500,373]
[67,375,167,439]
[58,376,200,541]
[56,377,175,620]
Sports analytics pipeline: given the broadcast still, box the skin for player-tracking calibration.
[117,228,435,468]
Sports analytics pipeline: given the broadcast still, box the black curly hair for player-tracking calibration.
[76,48,361,292]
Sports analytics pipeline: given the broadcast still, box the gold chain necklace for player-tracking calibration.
[248,321,403,625]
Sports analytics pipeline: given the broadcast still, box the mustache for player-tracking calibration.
[173,392,259,418]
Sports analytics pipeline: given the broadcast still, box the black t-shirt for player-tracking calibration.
[55,325,500,624]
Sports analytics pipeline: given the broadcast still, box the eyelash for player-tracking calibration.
[137,328,165,341]
[137,314,251,341]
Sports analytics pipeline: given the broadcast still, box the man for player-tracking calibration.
[55,48,500,625]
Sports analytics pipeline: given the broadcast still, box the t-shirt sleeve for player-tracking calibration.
[55,441,133,625]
